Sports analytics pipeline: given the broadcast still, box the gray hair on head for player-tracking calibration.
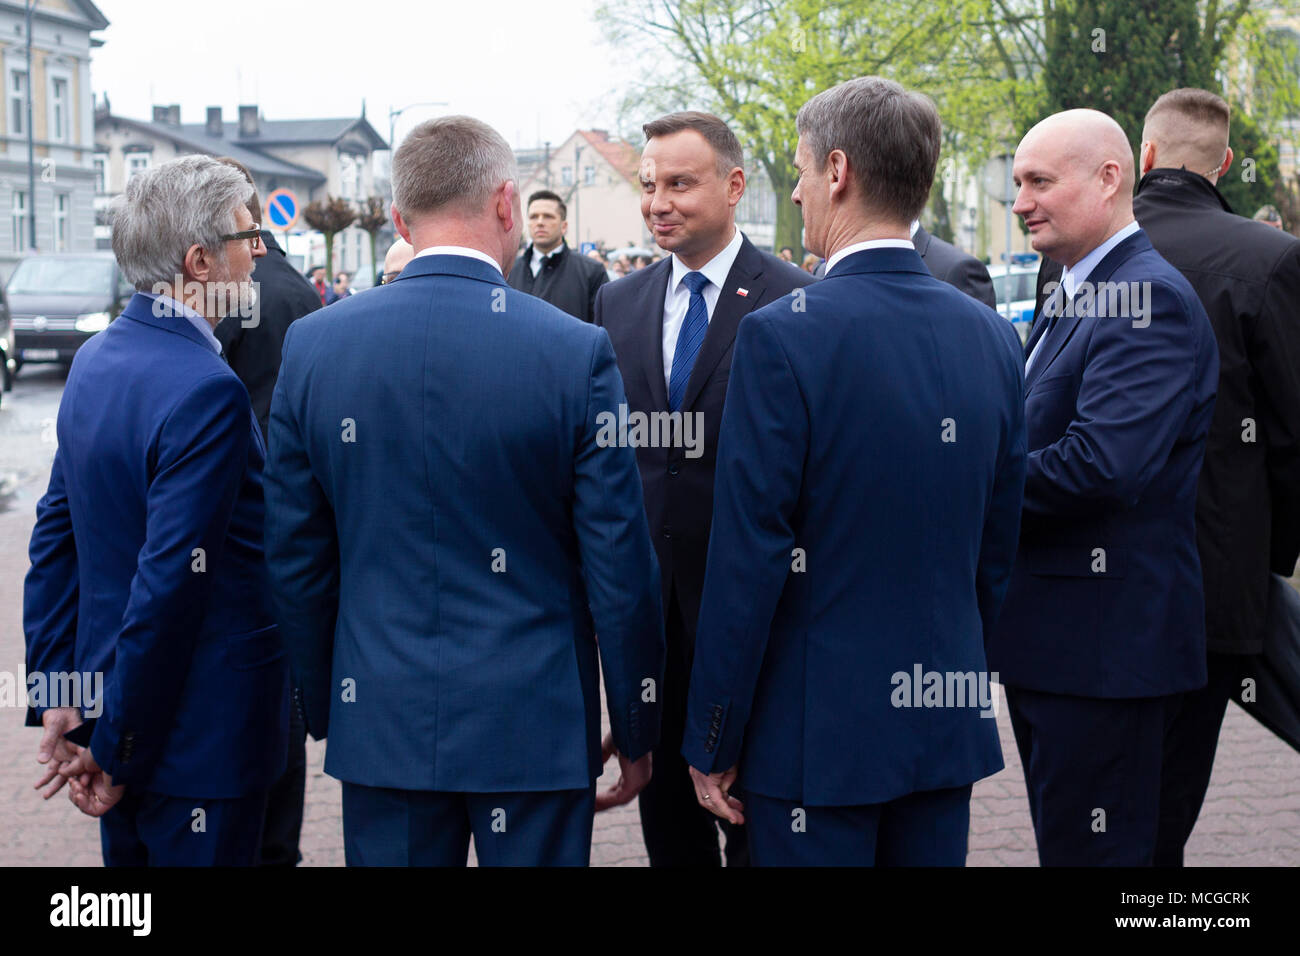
[109,155,253,290]
[797,76,941,225]
[392,115,517,221]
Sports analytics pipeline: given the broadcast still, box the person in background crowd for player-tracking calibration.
[595,109,812,867]
[778,246,794,262]
[382,238,415,284]
[333,272,353,298]
[988,108,1218,866]
[24,155,288,865]
[506,189,609,322]
[308,266,331,305]
[801,252,819,273]
[213,156,321,867]
[1253,204,1286,231]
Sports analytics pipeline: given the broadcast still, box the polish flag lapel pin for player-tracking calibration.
[737,288,749,297]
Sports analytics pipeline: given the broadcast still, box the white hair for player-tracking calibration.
[109,155,253,290]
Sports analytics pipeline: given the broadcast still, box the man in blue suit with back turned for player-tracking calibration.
[264,116,664,866]
[24,155,289,865]
[682,77,1028,865]
[987,109,1218,866]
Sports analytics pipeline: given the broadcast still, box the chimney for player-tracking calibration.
[167,104,180,126]
[238,105,259,138]
[152,105,169,124]
[206,106,223,138]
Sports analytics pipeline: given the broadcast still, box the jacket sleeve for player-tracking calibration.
[572,329,664,761]
[682,310,808,774]
[23,445,79,726]
[977,326,1028,644]
[89,373,252,785]
[588,262,610,321]
[1251,242,1300,573]
[959,256,998,310]
[263,322,339,740]
[1023,280,1212,518]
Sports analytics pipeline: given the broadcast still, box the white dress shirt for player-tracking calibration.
[662,227,743,391]
[414,245,503,275]
[530,243,563,277]
[140,292,221,354]
[1025,219,1140,373]
[825,235,915,276]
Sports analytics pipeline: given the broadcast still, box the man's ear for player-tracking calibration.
[392,204,413,245]
[726,166,746,208]
[826,149,849,200]
[499,181,518,235]
[182,243,213,285]
[1139,141,1156,176]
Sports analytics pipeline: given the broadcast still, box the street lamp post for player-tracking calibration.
[25,0,38,252]
[573,144,583,249]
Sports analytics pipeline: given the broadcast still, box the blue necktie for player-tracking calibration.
[668,271,709,411]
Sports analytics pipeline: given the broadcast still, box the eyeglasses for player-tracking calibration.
[220,224,262,250]
[380,271,401,285]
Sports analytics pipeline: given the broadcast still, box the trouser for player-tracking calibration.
[1006,685,1173,866]
[637,588,749,866]
[100,789,268,866]
[1154,653,1252,866]
[258,684,307,866]
[341,782,596,866]
[744,785,973,866]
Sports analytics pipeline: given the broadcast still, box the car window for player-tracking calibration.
[7,258,116,297]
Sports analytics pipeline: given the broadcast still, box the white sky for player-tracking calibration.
[89,0,637,150]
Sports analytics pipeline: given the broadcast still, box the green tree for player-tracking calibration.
[302,197,357,280]
[356,197,389,286]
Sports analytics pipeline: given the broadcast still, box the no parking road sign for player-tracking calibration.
[265,189,299,230]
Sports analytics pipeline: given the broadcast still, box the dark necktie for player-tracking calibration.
[668,271,709,411]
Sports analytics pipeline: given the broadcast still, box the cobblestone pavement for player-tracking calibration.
[3,367,1298,866]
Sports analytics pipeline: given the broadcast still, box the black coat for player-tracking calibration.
[594,234,814,643]
[507,241,608,322]
[1034,169,1300,653]
[914,225,997,308]
[215,232,321,440]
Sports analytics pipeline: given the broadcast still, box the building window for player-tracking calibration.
[9,70,27,136]
[51,77,68,142]
[583,165,596,186]
[561,166,573,186]
[127,154,150,180]
[13,190,27,252]
[93,155,106,194]
[54,193,69,252]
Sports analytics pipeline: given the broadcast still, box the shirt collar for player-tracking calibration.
[140,291,221,354]
[531,242,564,263]
[414,245,504,275]
[1060,220,1141,296]
[910,220,920,237]
[670,227,742,295]
[826,236,915,275]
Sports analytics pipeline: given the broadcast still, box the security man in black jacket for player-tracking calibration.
[1033,90,1300,865]
[507,189,608,322]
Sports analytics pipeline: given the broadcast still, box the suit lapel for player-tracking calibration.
[637,260,672,411]
[680,238,764,413]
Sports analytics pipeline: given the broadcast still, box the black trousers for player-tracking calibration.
[637,589,749,867]
[1154,653,1252,866]
[259,684,307,866]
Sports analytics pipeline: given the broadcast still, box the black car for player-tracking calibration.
[8,253,135,372]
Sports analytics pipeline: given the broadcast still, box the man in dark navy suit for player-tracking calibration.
[987,109,1219,866]
[682,77,1027,866]
[24,155,290,865]
[264,116,663,866]
[595,111,813,866]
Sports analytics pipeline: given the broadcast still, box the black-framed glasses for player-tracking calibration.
[380,271,401,284]
[220,224,262,250]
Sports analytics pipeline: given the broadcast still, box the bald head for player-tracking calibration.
[1012,109,1136,267]
[1141,88,1231,183]
[383,238,414,282]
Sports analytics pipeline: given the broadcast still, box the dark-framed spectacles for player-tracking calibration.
[221,225,262,250]
[380,271,401,285]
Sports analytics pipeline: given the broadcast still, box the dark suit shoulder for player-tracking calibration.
[754,250,816,291]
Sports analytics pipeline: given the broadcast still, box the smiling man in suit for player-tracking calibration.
[594,111,812,867]
[987,109,1218,866]
[682,77,1026,866]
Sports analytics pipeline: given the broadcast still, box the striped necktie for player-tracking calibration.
[668,271,709,411]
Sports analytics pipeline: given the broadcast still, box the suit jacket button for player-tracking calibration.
[662,530,672,539]
[668,464,680,477]
[704,743,714,754]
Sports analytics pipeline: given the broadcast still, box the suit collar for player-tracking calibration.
[824,246,930,278]
[912,224,934,258]
[1026,229,1153,390]
[394,252,507,286]
[119,292,223,353]
[678,233,767,413]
